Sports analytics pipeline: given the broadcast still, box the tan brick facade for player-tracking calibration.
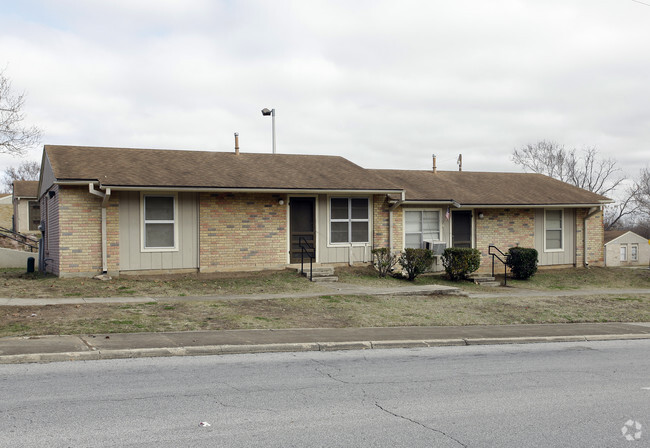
[199,192,287,271]
[106,192,120,273]
[475,208,535,272]
[576,208,604,267]
[57,187,103,276]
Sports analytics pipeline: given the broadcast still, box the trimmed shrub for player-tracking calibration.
[506,247,538,280]
[442,248,481,281]
[372,247,397,278]
[398,248,434,281]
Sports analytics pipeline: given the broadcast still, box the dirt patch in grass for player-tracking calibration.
[0,268,321,299]
[2,293,648,338]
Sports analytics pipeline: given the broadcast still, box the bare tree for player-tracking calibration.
[512,141,622,196]
[0,69,41,156]
[635,167,650,219]
[2,160,40,193]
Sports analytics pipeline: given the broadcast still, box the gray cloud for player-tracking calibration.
[1,0,648,180]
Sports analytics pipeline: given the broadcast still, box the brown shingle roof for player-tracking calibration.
[12,180,39,198]
[373,170,611,206]
[604,230,628,243]
[44,145,401,192]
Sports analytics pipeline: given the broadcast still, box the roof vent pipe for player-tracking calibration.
[234,132,239,155]
[457,154,462,172]
[432,154,437,173]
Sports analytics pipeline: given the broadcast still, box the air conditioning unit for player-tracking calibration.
[424,241,447,255]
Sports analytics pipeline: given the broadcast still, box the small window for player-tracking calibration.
[143,195,176,250]
[28,201,40,231]
[620,245,627,262]
[405,210,441,249]
[330,197,369,244]
[545,210,563,251]
[631,245,638,261]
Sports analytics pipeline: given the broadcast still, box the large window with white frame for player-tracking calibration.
[330,197,369,244]
[631,244,638,261]
[405,210,441,249]
[544,209,563,251]
[620,244,628,261]
[142,194,177,250]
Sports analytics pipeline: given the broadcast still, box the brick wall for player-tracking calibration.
[575,208,604,266]
[58,186,103,276]
[106,192,120,273]
[475,208,535,272]
[199,192,287,271]
[583,208,604,266]
[372,195,390,248]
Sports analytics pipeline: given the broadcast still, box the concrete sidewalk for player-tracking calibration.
[1,322,649,364]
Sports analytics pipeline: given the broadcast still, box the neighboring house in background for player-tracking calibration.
[37,145,611,278]
[0,193,12,229]
[12,181,40,234]
[604,230,649,267]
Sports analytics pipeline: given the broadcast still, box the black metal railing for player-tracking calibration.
[488,245,508,286]
[0,226,39,252]
[298,236,315,281]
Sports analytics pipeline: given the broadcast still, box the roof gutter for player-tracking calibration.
[55,182,403,196]
[88,183,111,274]
[398,201,610,209]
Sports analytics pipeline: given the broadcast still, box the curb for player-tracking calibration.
[1,333,649,365]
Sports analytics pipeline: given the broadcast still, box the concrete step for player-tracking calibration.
[296,267,335,276]
[310,276,339,283]
[476,281,501,287]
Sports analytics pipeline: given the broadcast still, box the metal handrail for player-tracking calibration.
[298,236,315,281]
[488,245,508,286]
[0,226,39,251]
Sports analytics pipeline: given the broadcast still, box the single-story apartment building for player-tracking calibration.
[37,145,611,277]
[604,230,649,267]
[12,180,40,234]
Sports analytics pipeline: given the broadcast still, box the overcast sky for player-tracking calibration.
[1,0,649,179]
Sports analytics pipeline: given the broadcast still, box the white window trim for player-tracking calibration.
[543,209,564,253]
[620,244,628,262]
[140,192,179,252]
[403,208,443,249]
[631,244,638,261]
[327,196,371,247]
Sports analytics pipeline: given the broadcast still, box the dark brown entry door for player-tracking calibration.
[290,197,315,263]
[452,210,472,248]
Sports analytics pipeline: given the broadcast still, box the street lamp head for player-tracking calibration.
[261,108,273,116]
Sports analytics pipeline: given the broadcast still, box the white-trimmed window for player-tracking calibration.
[544,209,563,251]
[620,245,628,261]
[405,210,441,249]
[142,194,177,250]
[631,244,638,261]
[330,197,369,244]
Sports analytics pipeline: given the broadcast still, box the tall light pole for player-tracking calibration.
[261,108,276,154]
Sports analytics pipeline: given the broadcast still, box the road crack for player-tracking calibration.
[374,402,467,447]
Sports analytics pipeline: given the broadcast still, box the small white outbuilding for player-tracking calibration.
[604,230,649,267]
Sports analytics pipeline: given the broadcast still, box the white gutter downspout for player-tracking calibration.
[89,184,112,274]
[583,206,600,268]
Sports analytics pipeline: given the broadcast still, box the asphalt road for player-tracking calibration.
[1,340,648,447]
